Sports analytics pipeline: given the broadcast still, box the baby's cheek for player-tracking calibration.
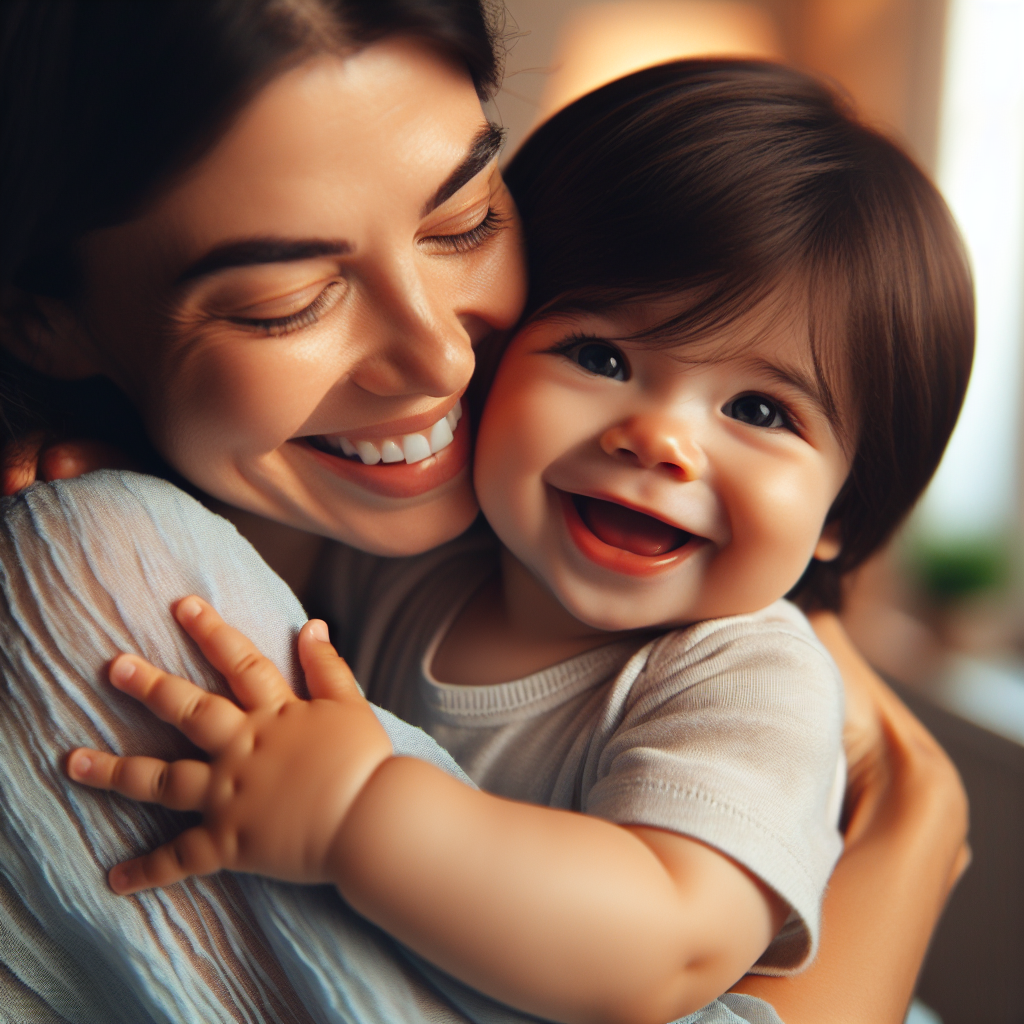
[475,387,554,544]
[711,480,827,612]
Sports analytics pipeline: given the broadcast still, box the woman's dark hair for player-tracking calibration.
[0,0,504,468]
[501,59,975,611]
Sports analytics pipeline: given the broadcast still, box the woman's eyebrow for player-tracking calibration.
[173,124,504,284]
[175,238,352,284]
[421,122,506,216]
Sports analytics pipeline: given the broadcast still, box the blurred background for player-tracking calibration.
[487,2,1024,1022]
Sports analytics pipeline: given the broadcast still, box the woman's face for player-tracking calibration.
[75,37,526,555]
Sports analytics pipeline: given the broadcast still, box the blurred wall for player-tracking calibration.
[494,0,950,171]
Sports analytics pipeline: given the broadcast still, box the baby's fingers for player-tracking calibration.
[298,620,362,702]
[107,826,223,895]
[67,748,210,811]
[109,653,245,753]
[174,596,295,710]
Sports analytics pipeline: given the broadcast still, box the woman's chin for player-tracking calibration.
[181,442,481,557]
[335,471,481,556]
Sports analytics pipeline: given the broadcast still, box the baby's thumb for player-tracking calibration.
[298,620,361,701]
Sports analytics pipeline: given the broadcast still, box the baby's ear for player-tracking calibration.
[813,521,842,562]
[0,285,102,379]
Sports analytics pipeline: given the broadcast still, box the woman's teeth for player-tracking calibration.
[318,400,462,466]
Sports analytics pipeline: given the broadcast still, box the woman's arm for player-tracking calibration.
[0,471,512,1024]
[731,611,969,1024]
[70,597,790,1024]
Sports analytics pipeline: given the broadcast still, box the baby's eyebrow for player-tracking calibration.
[745,356,830,417]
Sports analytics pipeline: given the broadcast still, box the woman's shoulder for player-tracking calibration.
[1,470,219,549]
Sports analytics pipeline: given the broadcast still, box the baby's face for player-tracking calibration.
[474,301,851,631]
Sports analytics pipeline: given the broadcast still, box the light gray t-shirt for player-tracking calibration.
[317,526,845,975]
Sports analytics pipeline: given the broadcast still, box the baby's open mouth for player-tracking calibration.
[572,494,692,556]
[306,400,462,466]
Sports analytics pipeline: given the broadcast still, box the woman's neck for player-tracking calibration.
[203,498,327,607]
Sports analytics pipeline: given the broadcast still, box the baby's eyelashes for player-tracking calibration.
[721,394,790,430]
[548,334,631,381]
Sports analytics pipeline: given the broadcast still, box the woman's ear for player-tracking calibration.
[814,520,842,562]
[0,286,102,379]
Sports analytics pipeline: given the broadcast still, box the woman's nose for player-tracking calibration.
[600,415,708,480]
[347,263,475,399]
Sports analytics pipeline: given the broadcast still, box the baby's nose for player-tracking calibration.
[599,416,708,480]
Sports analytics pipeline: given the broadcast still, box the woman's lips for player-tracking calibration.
[559,490,702,577]
[308,400,462,465]
[295,409,471,499]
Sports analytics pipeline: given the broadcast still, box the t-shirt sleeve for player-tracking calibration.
[581,607,844,974]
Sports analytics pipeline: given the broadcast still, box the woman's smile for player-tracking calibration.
[304,397,462,466]
[298,400,470,499]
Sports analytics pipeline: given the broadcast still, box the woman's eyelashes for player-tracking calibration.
[214,204,506,338]
[422,207,506,254]
[723,393,791,430]
[551,336,631,381]
[228,281,344,337]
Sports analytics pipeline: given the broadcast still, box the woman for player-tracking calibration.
[0,2,967,1022]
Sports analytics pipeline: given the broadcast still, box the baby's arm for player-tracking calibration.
[70,597,786,1024]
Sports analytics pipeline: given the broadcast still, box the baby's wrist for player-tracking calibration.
[323,748,400,888]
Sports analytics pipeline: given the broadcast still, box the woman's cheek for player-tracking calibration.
[151,342,332,466]
[472,229,528,330]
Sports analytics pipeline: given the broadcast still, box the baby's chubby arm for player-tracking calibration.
[67,596,786,1024]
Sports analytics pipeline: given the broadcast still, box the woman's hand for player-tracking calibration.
[732,611,969,1024]
[2,434,137,495]
[66,596,393,894]
[814,611,969,875]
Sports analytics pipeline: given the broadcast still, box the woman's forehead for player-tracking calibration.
[82,42,492,290]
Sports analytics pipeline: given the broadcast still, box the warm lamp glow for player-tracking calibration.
[538,1,784,122]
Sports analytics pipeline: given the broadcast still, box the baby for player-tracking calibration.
[66,60,973,1024]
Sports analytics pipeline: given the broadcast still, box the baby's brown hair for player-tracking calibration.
[499,59,975,610]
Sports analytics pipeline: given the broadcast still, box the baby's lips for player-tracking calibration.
[575,495,690,556]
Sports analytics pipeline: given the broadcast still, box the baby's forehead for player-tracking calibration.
[561,292,813,363]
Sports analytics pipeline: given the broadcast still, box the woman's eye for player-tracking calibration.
[725,394,787,428]
[228,282,343,337]
[424,207,505,254]
[573,342,629,381]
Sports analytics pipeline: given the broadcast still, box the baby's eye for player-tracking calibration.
[724,394,787,429]
[571,341,629,381]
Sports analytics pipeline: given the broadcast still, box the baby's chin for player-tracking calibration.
[536,575,690,635]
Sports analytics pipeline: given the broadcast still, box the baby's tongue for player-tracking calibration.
[577,496,688,556]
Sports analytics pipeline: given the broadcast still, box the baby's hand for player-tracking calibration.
[66,596,392,894]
